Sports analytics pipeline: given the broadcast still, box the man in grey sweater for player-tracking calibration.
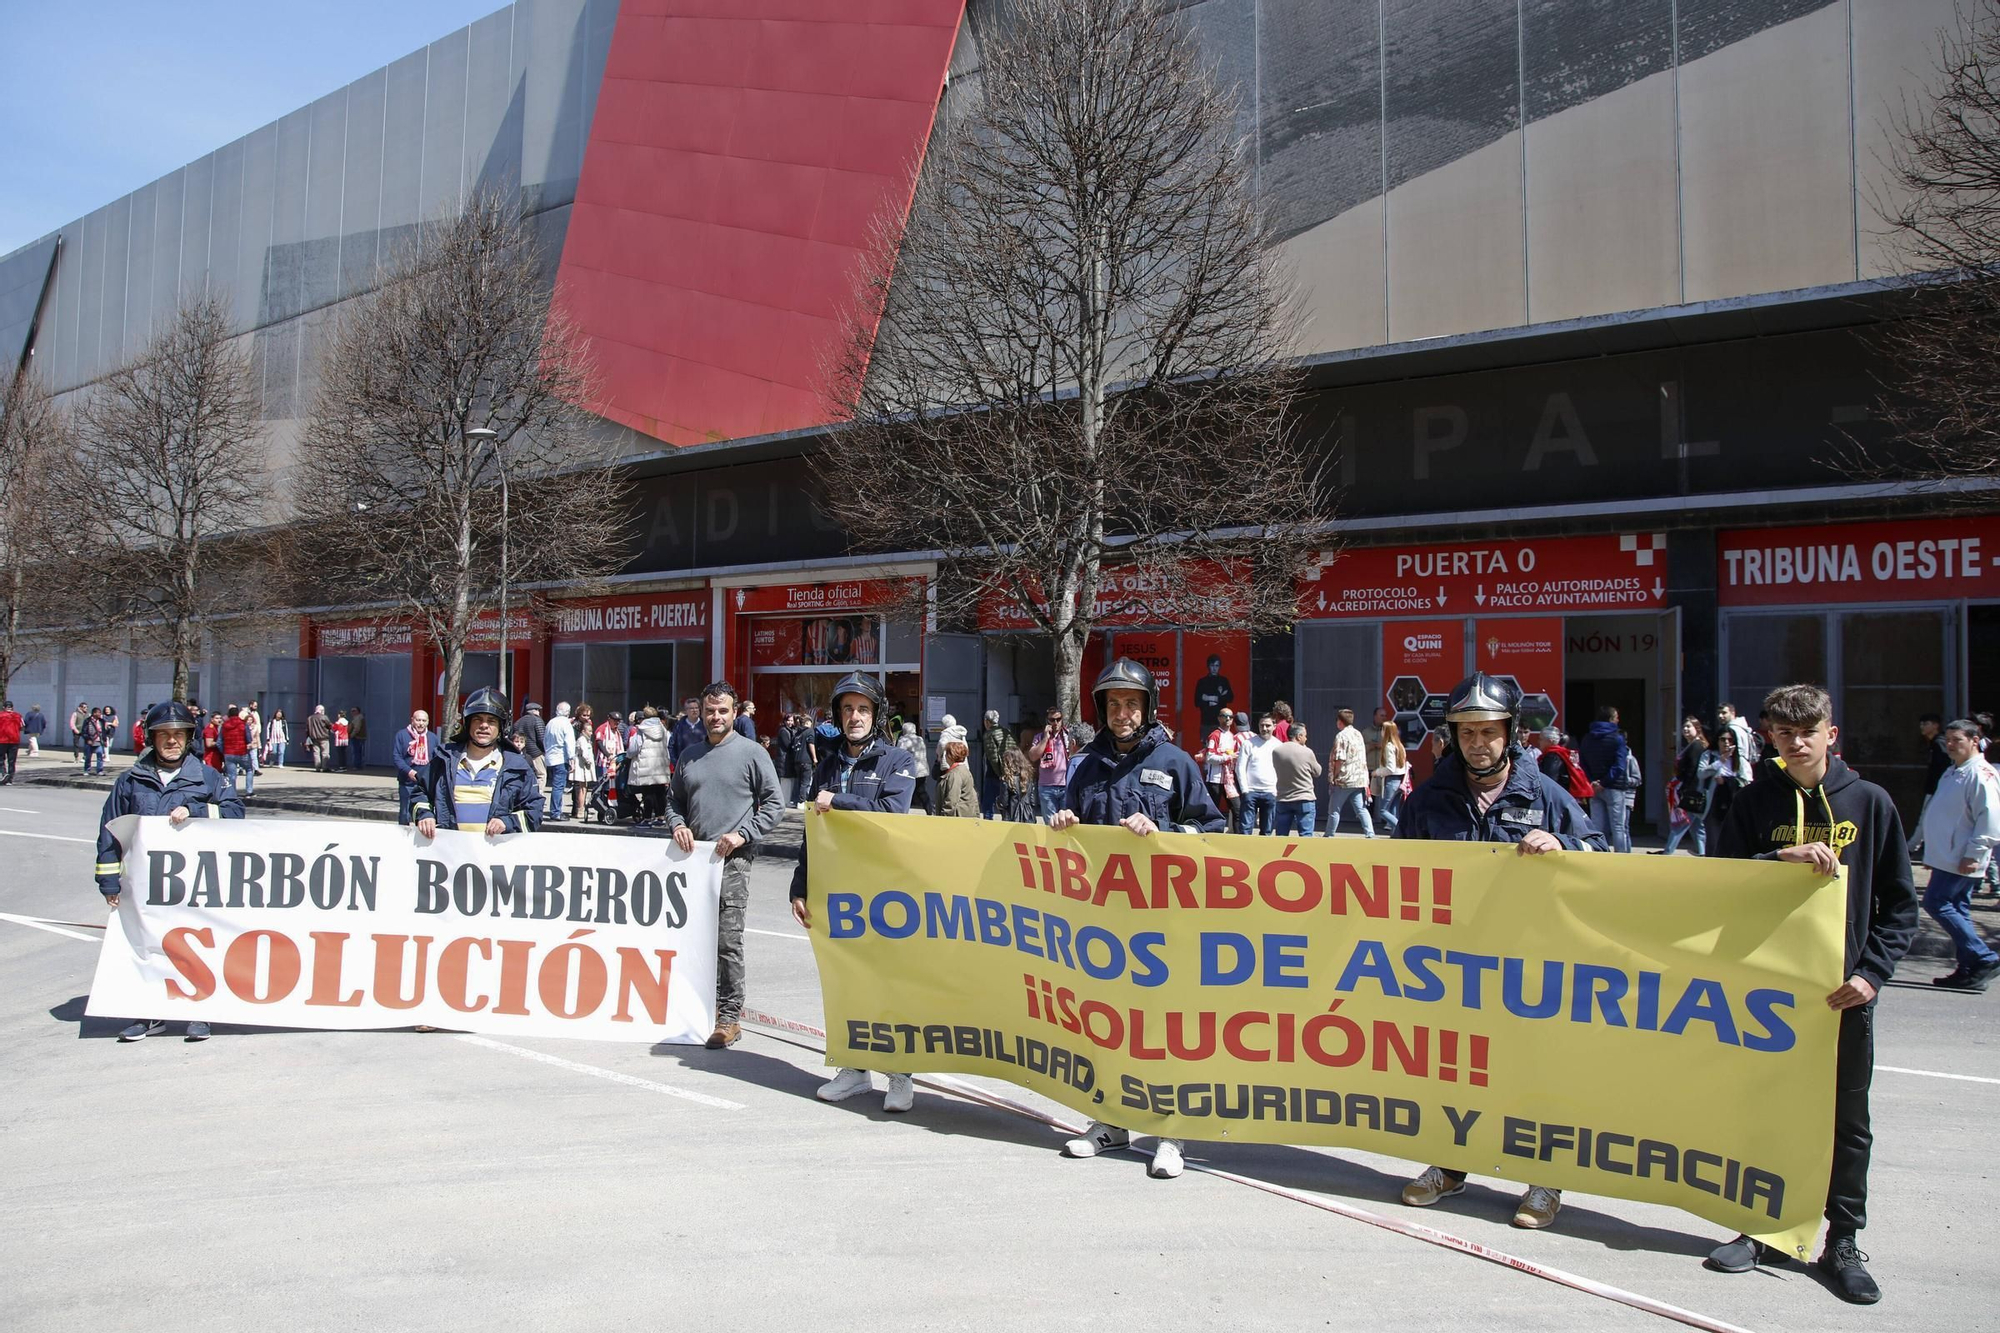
[667,680,786,1048]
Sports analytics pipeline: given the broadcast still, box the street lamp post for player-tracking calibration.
[467,427,506,699]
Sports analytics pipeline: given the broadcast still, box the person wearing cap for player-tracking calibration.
[94,701,245,1042]
[1396,672,1603,1229]
[514,701,549,785]
[412,688,542,837]
[791,672,920,1109]
[1050,658,1226,1179]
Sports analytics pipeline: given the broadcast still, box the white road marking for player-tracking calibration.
[741,1012,1757,1333]
[0,805,46,813]
[746,927,807,940]
[452,1033,745,1109]
[0,912,101,942]
[0,828,93,843]
[1878,1064,2000,1086]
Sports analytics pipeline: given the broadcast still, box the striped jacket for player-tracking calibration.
[413,743,542,833]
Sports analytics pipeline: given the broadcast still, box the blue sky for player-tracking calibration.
[0,1,509,256]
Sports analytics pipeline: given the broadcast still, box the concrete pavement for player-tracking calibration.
[1,786,1997,1331]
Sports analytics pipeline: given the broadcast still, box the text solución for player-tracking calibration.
[823,838,1804,1086]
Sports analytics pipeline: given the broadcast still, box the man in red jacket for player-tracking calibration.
[220,704,254,796]
[0,700,22,784]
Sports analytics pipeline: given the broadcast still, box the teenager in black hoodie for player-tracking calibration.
[1708,684,1918,1305]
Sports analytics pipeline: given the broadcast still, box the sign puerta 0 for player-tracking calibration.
[1302,534,1670,618]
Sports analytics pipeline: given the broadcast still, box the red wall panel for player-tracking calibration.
[554,1,964,446]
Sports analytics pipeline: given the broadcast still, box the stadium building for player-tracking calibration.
[0,0,1981,828]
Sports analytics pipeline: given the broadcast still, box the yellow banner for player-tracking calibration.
[806,813,1846,1255]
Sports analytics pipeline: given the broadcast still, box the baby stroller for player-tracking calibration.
[586,764,620,825]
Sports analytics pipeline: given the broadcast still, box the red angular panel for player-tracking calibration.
[553,0,964,447]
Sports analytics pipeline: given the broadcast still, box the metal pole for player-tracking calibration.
[499,464,510,698]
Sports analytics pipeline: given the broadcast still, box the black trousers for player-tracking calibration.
[0,742,15,780]
[1826,1003,1874,1234]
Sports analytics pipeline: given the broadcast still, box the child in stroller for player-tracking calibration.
[585,766,619,824]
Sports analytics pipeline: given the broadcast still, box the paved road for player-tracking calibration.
[1,787,1993,1331]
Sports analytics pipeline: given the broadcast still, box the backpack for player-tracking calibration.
[1731,720,1762,769]
[1552,746,1595,801]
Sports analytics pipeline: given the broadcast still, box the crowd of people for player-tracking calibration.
[76,648,1991,1308]
[15,697,343,784]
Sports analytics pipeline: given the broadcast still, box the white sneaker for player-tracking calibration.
[1149,1138,1185,1178]
[884,1073,914,1112]
[817,1067,873,1102]
[1062,1121,1131,1158]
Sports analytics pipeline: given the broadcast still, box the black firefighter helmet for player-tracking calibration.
[455,687,512,745]
[1092,657,1159,730]
[827,671,888,734]
[143,700,198,740]
[1442,672,1521,778]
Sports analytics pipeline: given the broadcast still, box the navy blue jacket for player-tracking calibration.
[1063,724,1227,832]
[392,725,433,783]
[790,735,918,900]
[95,754,246,895]
[1578,720,1636,789]
[413,743,543,833]
[1398,749,1606,850]
[669,716,704,764]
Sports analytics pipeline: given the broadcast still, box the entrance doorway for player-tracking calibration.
[1563,611,1678,838]
[1969,604,2000,718]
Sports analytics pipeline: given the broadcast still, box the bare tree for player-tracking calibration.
[67,292,265,701]
[1869,1,2000,478]
[819,0,1329,719]
[0,369,74,692]
[293,191,632,735]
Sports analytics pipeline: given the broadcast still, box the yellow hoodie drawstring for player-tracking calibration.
[1779,758,1839,853]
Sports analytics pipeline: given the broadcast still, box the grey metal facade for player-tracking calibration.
[2,0,618,427]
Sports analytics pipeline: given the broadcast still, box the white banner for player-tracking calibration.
[86,816,721,1043]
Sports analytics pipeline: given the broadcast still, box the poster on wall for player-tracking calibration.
[750,616,885,668]
[1111,632,1177,736]
[750,619,803,667]
[1180,631,1248,756]
[1382,619,1465,783]
[803,615,882,666]
[1475,617,1563,735]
